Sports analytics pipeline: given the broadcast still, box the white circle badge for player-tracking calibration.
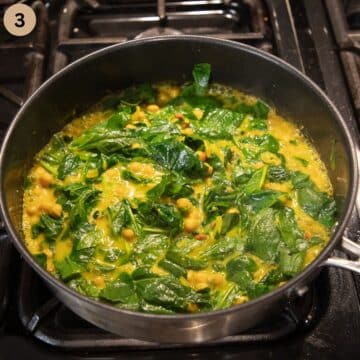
[3,3,37,37]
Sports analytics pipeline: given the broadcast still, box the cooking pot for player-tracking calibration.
[1,36,359,343]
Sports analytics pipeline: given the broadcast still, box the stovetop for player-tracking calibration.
[0,0,360,359]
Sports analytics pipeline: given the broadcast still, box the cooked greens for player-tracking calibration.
[23,64,336,314]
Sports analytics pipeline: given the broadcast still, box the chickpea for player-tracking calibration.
[125,124,136,129]
[206,164,213,176]
[93,276,105,288]
[122,228,136,241]
[26,205,38,216]
[176,198,193,211]
[181,128,193,136]
[193,108,204,120]
[35,167,54,187]
[196,151,207,162]
[184,217,201,233]
[146,104,160,113]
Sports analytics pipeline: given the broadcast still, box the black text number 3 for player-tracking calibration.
[15,12,25,28]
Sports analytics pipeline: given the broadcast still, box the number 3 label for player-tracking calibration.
[3,4,36,37]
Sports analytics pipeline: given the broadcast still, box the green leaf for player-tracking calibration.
[122,169,150,184]
[246,208,281,262]
[181,63,211,98]
[147,174,193,200]
[267,165,290,182]
[136,276,208,311]
[243,166,267,195]
[34,253,47,268]
[248,118,267,130]
[71,222,100,264]
[203,186,240,219]
[197,108,244,140]
[158,259,187,278]
[220,213,240,235]
[245,190,281,213]
[137,202,183,236]
[212,283,239,310]
[166,249,207,270]
[132,234,169,266]
[241,134,279,153]
[236,100,269,119]
[105,111,130,129]
[279,250,305,276]
[31,214,63,242]
[55,257,82,280]
[201,236,243,261]
[100,277,138,304]
[57,153,81,180]
[132,267,158,280]
[277,207,306,252]
[192,63,211,96]
[226,255,257,288]
[121,83,156,104]
[149,138,207,178]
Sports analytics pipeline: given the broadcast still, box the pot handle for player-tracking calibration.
[322,236,360,274]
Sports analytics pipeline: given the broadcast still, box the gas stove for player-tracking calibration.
[0,1,360,359]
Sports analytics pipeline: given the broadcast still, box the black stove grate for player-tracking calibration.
[325,0,360,121]
[1,0,360,357]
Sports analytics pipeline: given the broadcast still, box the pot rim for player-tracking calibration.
[0,35,357,321]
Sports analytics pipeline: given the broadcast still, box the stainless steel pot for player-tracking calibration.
[0,36,359,343]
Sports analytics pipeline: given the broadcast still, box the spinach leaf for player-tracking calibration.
[39,134,69,174]
[245,190,281,213]
[137,202,183,236]
[220,213,240,235]
[34,253,47,268]
[121,83,156,104]
[147,173,193,200]
[182,63,211,97]
[236,100,270,119]
[196,108,244,140]
[122,169,150,184]
[31,214,63,241]
[203,186,240,219]
[148,138,207,178]
[54,256,82,281]
[166,249,207,270]
[136,276,208,311]
[158,259,187,278]
[241,134,279,153]
[71,222,100,264]
[201,236,244,260]
[132,267,158,280]
[68,278,101,298]
[246,208,281,262]
[279,250,305,276]
[132,234,169,266]
[277,207,306,252]
[226,255,257,288]
[104,111,130,129]
[56,183,100,227]
[106,200,141,236]
[292,172,336,229]
[70,128,141,155]
[57,153,81,180]
[267,165,290,182]
[100,276,138,305]
[212,283,240,310]
[248,118,267,130]
[243,166,267,195]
